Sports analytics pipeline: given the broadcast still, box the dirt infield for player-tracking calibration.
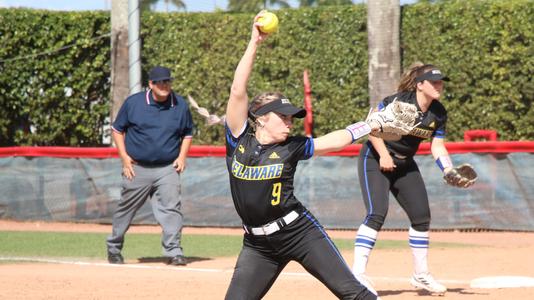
[1,220,534,299]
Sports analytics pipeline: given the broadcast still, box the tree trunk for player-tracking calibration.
[367,0,401,108]
[110,0,129,134]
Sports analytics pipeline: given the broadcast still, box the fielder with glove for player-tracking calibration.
[352,63,476,296]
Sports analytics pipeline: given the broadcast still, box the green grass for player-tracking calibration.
[0,231,470,261]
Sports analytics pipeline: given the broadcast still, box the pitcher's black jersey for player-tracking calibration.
[225,124,314,226]
[379,92,448,158]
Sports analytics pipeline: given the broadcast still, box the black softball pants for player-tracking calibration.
[225,210,377,300]
[358,143,431,232]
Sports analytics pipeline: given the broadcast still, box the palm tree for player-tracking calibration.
[140,0,186,12]
[228,0,290,13]
[299,0,353,6]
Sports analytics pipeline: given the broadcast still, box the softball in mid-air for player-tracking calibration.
[257,12,279,34]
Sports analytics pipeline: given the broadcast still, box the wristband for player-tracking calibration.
[346,122,371,143]
[436,156,453,172]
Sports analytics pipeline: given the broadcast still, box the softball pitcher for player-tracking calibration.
[222,12,416,300]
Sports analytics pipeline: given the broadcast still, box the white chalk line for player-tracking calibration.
[0,256,467,284]
[0,256,230,273]
[3,256,534,288]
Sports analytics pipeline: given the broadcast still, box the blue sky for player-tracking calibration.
[0,0,418,12]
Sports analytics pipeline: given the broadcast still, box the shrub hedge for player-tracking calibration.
[0,0,532,146]
[402,0,534,141]
[0,10,110,146]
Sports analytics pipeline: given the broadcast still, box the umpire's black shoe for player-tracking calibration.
[108,252,124,264]
[168,255,187,266]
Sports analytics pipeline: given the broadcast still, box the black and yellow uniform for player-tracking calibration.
[225,124,376,300]
[358,91,447,232]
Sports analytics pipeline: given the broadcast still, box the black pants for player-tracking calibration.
[225,210,377,300]
[358,143,431,232]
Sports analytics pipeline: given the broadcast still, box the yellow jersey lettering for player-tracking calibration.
[275,165,283,177]
[259,167,268,179]
[410,127,433,139]
[250,167,261,179]
[232,161,243,174]
[242,167,250,178]
[267,165,277,178]
[231,157,284,181]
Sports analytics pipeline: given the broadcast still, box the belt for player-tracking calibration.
[136,161,172,168]
[389,151,408,159]
[243,210,300,236]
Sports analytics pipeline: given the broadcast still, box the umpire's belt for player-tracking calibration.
[243,210,300,236]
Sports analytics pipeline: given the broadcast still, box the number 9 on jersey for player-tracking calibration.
[271,182,281,206]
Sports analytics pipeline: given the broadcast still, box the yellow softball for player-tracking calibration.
[258,12,279,34]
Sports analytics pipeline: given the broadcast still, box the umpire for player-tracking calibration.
[106,66,194,266]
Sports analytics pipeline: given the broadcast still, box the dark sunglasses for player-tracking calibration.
[152,79,172,85]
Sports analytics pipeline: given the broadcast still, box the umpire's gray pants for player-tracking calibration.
[106,164,184,257]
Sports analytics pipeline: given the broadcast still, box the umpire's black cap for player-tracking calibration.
[415,69,450,83]
[253,98,306,118]
[149,66,173,82]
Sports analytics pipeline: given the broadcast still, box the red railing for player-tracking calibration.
[464,129,498,141]
[1,141,533,158]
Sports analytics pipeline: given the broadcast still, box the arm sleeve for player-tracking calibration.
[433,122,447,138]
[377,101,386,110]
[225,122,248,156]
[183,106,194,137]
[289,136,314,161]
[378,94,397,110]
[432,106,448,138]
[111,99,130,133]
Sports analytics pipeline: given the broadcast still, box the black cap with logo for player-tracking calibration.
[415,69,450,83]
[252,98,306,119]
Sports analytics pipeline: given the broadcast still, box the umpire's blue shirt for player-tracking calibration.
[112,89,194,165]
